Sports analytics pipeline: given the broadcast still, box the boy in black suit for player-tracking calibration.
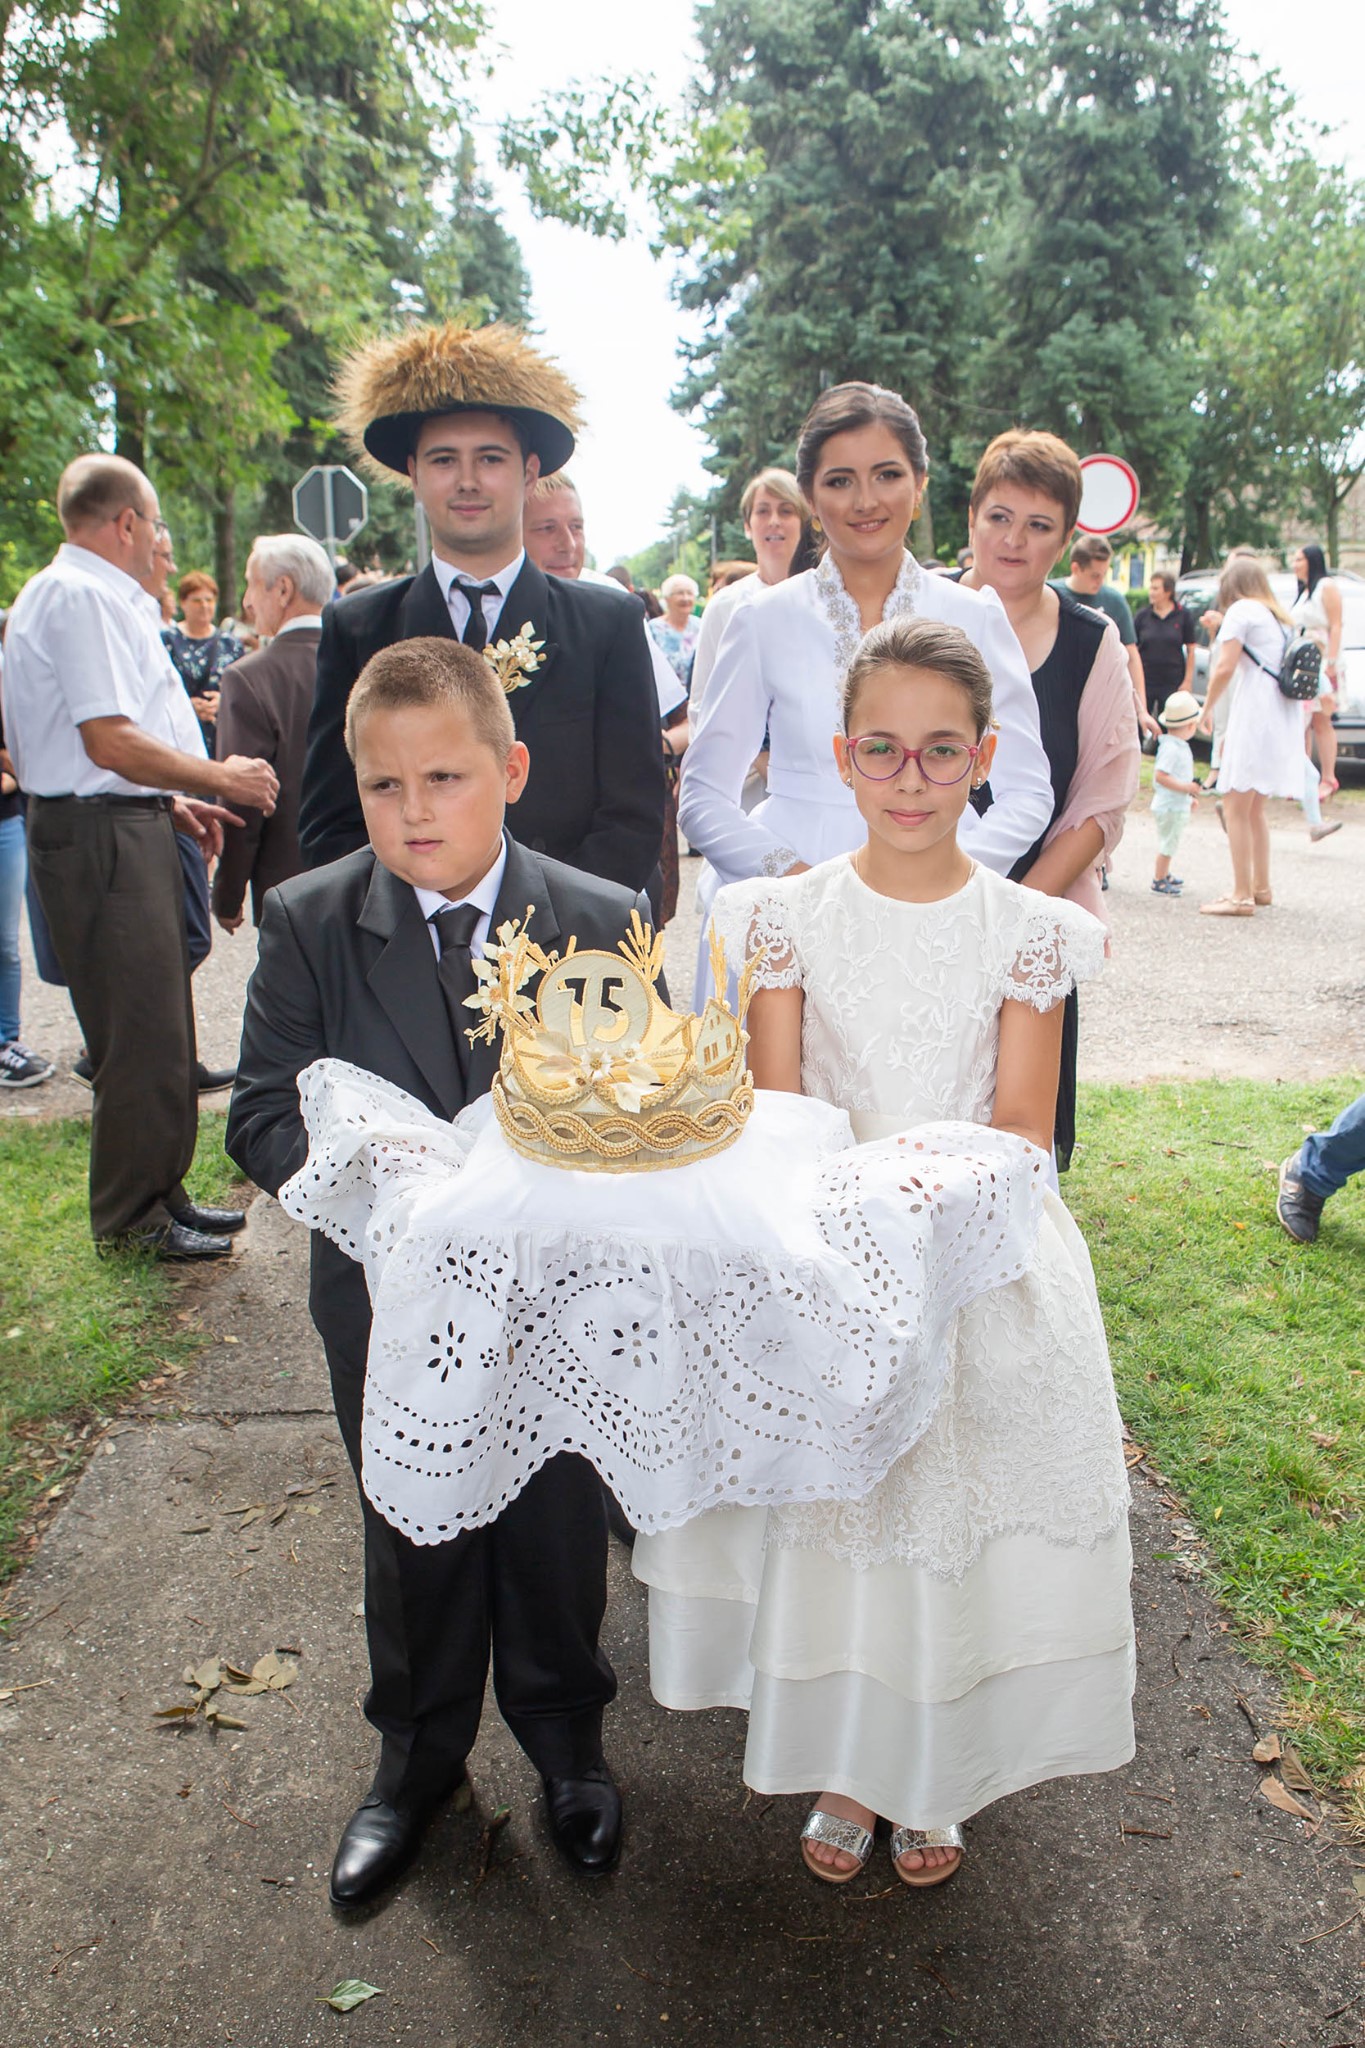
[228,637,650,1905]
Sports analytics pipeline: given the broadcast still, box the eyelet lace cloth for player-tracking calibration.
[279,1066,1051,1547]
[696,858,1127,1576]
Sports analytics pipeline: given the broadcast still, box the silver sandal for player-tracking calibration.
[889,1822,965,1888]
[800,1807,874,1886]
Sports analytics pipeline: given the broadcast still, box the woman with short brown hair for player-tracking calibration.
[957,429,1139,1166]
[163,571,244,747]
[1134,572,1196,722]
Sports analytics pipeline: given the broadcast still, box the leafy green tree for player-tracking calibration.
[1176,104,1365,567]
[502,0,1016,554]
[969,0,1235,525]
[671,0,1016,551]
[0,0,527,600]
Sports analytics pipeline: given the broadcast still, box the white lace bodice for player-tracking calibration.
[714,859,1107,1129]
[708,856,1121,1578]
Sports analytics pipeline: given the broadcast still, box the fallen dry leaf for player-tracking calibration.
[1278,1745,1316,1796]
[1251,1734,1281,1765]
[1260,1775,1312,1820]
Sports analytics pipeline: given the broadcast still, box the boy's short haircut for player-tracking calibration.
[344,636,516,760]
[1069,533,1113,568]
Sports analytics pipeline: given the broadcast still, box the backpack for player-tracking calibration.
[1244,623,1322,701]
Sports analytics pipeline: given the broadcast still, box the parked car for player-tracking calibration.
[1176,570,1365,763]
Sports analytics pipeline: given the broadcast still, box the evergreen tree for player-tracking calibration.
[671,0,1016,548]
[969,0,1234,524]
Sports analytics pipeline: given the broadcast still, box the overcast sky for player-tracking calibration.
[475,0,1365,568]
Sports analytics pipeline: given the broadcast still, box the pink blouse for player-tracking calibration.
[1042,620,1140,928]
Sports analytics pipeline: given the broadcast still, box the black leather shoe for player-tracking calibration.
[329,1792,448,1908]
[196,1062,237,1092]
[543,1766,622,1876]
[170,1202,247,1234]
[102,1219,234,1260]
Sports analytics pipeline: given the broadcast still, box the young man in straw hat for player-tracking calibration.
[297,322,665,895]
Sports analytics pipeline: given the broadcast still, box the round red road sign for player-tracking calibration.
[1077,455,1140,535]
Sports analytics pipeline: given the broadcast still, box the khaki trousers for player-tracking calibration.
[27,796,198,1238]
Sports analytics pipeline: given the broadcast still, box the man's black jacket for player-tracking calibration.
[297,558,665,892]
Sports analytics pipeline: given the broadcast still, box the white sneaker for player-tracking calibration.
[0,1040,56,1088]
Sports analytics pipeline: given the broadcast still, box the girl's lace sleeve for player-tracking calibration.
[1004,897,1108,1012]
[710,879,802,990]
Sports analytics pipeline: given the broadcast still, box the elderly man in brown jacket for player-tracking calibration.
[213,534,336,931]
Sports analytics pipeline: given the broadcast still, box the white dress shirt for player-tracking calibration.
[273,613,325,637]
[4,544,192,797]
[678,557,1053,892]
[430,551,525,644]
[413,837,509,960]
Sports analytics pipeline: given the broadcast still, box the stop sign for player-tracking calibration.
[292,465,368,557]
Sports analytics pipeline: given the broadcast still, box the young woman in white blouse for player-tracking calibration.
[1197,557,1307,915]
[678,383,1053,1001]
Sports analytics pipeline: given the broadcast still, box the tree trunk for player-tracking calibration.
[1190,495,1212,571]
[114,381,146,474]
[213,485,237,610]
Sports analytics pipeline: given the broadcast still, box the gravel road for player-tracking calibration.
[5,787,1361,1128]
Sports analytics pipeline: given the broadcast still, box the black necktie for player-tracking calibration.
[456,581,503,652]
[432,901,482,1083]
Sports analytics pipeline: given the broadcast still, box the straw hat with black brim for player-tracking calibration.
[334,321,583,482]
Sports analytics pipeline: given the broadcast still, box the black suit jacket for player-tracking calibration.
[298,559,665,892]
[212,625,320,924]
[225,835,654,1355]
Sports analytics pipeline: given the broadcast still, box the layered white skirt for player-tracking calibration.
[634,1156,1136,1828]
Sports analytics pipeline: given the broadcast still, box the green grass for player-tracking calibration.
[1069,1078,1365,1789]
[0,1110,246,1588]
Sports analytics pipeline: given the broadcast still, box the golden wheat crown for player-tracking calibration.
[465,912,761,1173]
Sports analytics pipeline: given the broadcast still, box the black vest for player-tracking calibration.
[1008,588,1107,884]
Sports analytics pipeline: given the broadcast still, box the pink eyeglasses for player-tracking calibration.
[845,736,981,785]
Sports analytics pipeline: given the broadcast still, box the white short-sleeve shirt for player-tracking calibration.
[4,544,191,796]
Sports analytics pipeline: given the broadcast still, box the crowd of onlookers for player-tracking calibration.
[0,442,1358,1246]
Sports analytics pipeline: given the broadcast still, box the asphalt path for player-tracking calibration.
[2,810,1363,2045]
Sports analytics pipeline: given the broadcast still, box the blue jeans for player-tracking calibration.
[0,811,25,1043]
[1296,1092,1365,1201]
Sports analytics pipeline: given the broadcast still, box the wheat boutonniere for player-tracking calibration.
[483,622,545,695]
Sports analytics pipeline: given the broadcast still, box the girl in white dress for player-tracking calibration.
[1198,556,1311,916]
[678,382,1054,1005]
[634,615,1135,1887]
